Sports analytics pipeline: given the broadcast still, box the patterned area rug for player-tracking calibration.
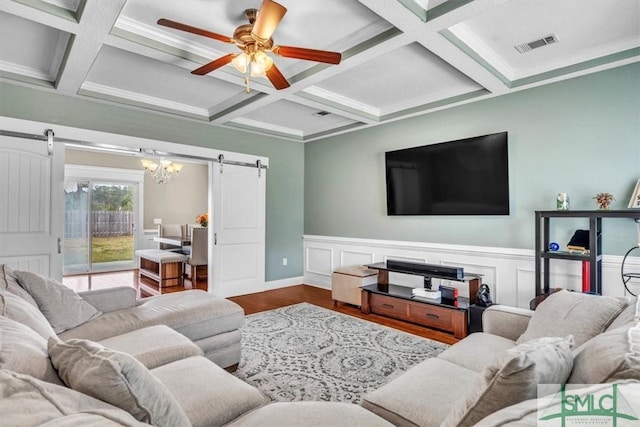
[234,303,449,403]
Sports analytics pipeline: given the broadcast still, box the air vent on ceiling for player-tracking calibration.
[514,34,558,54]
[313,111,331,117]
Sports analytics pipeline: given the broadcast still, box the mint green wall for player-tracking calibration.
[0,83,304,281]
[305,63,640,255]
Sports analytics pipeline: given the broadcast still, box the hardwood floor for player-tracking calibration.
[63,271,458,345]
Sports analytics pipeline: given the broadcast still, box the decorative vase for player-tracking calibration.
[556,193,569,210]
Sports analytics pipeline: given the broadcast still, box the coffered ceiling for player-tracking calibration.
[1,0,638,142]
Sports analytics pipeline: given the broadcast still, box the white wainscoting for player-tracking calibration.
[303,235,640,308]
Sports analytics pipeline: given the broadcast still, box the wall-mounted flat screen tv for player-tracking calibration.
[385,132,509,215]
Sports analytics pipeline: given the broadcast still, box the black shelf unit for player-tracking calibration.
[535,210,640,296]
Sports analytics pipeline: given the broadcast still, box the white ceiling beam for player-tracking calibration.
[359,0,511,94]
[55,0,126,95]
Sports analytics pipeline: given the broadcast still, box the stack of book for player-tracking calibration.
[412,287,441,299]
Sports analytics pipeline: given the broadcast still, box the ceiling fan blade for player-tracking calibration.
[273,45,341,64]
[251,0,287,43]
[157,18,234,44]
[266,64,290,90]
[191,53,236,75]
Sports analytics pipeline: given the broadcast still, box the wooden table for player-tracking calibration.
[153,236,190,247]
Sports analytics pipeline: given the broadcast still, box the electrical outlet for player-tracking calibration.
[282,258,288,266]
[153,218,162,225]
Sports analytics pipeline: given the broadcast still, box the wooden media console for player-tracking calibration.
[361,262,482,339]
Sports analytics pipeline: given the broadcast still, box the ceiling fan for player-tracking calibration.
[157,0,342,92]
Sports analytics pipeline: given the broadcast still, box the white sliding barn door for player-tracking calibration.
[0,134,64,279]
[210,162,266,297]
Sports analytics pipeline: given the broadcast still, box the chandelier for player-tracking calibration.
[141,159,183,184]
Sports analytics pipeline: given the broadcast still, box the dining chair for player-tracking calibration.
[187,227,208,283]
[158,224,183,250]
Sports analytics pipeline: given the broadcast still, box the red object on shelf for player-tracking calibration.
[582,261,590,293]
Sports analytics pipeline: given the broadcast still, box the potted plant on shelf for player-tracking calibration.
[593,193,615,210]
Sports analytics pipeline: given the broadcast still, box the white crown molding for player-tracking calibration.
[1,60,54,82]
[80,81,209,117]
[229,117,304,138]
[510,38,640,81]
[42,0,80,12]
[115,16,227,61]
[379,84,482,116]
[449,22,517,80]
[303,86,380,117]
[449,22,640,82]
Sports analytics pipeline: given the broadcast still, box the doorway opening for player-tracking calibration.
[63,180,138,275]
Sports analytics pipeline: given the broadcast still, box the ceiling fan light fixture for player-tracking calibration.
[231,52,249,73]
[251,0,287,43]
[250,51,274,77]
[157,0,338,92]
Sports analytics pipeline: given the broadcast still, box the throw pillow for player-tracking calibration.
[441,336,574,427]
[568,321,640,384]
[0,369,150,427]
[0,290,57,339]
[48,338,190,427]
[607,297,639,331]
[14,270,101,334]
[0,264,38,307]
[517,290,628,347]
[0,316,63,385]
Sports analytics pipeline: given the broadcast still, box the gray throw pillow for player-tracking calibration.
[0,264,38,307]
[48,338,190,427]
[607,297,639,331]
[441,336,574,427]
[568,321,640,384]
[14,270,101,334]
[0,316,64,385]
[517,290,629,347]
[0,290,56,339]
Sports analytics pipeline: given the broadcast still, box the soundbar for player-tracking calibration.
[386,260,464,281]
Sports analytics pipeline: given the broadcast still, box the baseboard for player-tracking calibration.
[302,281,331,291]
[265,276,304,290]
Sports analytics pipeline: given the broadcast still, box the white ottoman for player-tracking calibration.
[135,249,189,288]
[331,265,379,307]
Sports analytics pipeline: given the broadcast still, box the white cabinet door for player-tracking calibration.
[210,162,265,297]
[0,134,64,279]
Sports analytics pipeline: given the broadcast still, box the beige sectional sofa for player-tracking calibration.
[2,261,639,426]
[362,290,640,426]
[0,265,393,426]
